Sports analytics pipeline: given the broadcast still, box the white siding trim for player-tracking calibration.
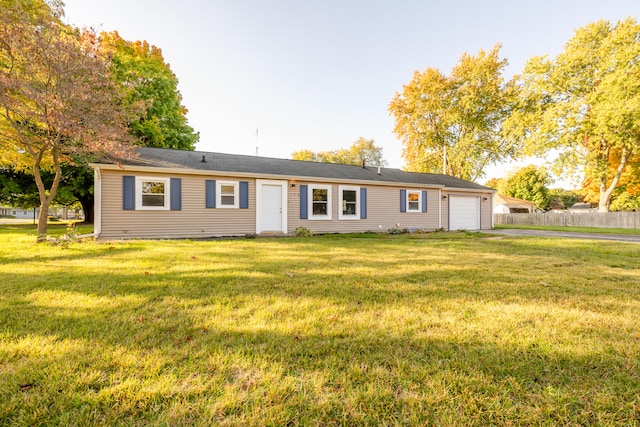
[308,184,332,220]
[135,176,171,210]
[438,188,442,229]
[216,180,239,209]
[94,167,102,237]
[338,185,360,220]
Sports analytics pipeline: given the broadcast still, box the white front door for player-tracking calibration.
[256,180,288,233]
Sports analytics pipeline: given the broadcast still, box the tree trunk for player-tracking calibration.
[33,148,63,241]
[36,199,51,240]
[77,193,94,224]
[598,196,611,213]
[598,146,631,213]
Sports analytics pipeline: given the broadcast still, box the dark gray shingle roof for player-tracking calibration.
[98,147,491,191]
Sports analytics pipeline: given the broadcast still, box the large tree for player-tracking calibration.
[100,31,199,150]
[0,0,138,238]
[505,165,552,210]
[59,31,200,224]
[504,18,640,212]
[389,44,516,181]
[292,137,388,167]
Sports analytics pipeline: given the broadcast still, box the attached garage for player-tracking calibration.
[449,195,481,230]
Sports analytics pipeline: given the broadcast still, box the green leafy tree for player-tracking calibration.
[292,137,387,166]
[548,188,581,210]
[100,31,199,150]
[389,44,516,181]
[35,29,202,224]
[0,168,40,209]
[504,18,640,212]
[0,0,138,239]
[610,191,640,212]
[505,165,552,209]
[59,31,201,224]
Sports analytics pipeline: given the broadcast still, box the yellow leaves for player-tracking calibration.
[389,44,513,181]
[291,138,386,167]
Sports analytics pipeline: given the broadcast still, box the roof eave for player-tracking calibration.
[89,162,455,189]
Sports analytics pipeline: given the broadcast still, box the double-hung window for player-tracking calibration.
[217,181,239,208]
[136,177,170,210]
[308,184,332,220]
[339,185,360,220]
[407,190,422,212]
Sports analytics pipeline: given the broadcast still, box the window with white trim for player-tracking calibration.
[217,181,239,208]
[407,190,422,212]
[309,184,332,220]
[339,185,360,220]
[136,177,170,210]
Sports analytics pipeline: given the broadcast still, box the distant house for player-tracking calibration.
[90,147,495,240]
[493,194,536,214]
[0,205,38,219]
[569,202,595,213]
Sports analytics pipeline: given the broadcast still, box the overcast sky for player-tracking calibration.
[62,0,640,185]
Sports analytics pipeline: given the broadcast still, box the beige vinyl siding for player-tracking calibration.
[480,193,493,229]
[99,170,256,239]
[441,193,450,231]
[288,183,440,234]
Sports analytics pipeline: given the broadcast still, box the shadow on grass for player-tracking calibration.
[1,234,639,424]
[1,302,637,425]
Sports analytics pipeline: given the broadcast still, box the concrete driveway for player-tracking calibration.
[484,228,640,243]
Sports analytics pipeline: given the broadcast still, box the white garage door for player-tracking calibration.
[449,196,481,230]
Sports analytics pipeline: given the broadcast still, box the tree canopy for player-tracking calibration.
[389,44,516,181]
[505,165,552,210]
[504,18,640,212]
[57,31,201,224]
[0,0,139,238]
[485,165,553,209]
[292,137,388,167]
[100,31,199,150]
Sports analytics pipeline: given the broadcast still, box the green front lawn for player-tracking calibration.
[1,228,639,425]
[495,223,640,235]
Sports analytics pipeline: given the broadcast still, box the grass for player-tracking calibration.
[1,227,639,426]
[495,223,640,235]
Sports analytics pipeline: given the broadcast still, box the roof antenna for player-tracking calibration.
[255,128,259,156]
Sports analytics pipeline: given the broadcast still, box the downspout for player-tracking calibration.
[94,167,102,238]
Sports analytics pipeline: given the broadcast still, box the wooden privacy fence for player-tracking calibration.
[494,212,640,229]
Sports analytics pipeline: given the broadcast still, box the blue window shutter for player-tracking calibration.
[300,185,308,219]
[360,188,367,219]
[206,180,216,208]
[239,181,249,209]
[422,190,428,213]
[400,189,406,213]
[123,176,135,210]
[170,178,182,210]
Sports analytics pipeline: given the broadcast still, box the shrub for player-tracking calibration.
[387,227,408,235]
[294,227,313,237]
